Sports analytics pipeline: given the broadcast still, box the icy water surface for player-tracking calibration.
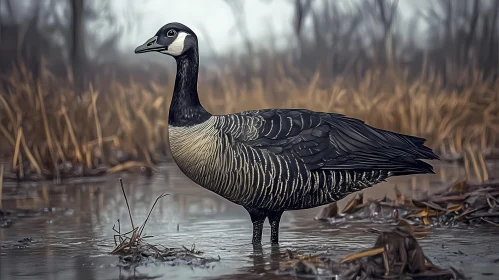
[1,163,498,280]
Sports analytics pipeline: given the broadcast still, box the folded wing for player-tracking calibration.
[231,109,439,176]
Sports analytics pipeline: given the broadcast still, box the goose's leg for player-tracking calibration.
[268,210,284,245]
[245,207,267,245]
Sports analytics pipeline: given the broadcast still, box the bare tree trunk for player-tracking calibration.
[443,0,453,83]
[222,0,255,80]
[223,0,254,56]
[492,0,499,76]
[0,0,15,47]
[376,0,398,69]
[71,0,85,91]
[293,0,314,60]
[464,0,480,64]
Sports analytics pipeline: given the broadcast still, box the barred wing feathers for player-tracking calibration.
[226,109,438,176]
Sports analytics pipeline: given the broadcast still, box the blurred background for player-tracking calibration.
[1,2,499,279]
[0,0,498,181]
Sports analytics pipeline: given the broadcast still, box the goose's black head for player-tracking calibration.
[134,22,197,57]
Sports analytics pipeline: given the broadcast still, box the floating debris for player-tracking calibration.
[17,237,33,248]
[111,178,220,269]
[0,207,72,228]
[0,236,41,250]
[280,225,466,279]
[317,180,499,227]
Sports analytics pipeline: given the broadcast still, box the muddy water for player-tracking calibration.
[1,163,498,280]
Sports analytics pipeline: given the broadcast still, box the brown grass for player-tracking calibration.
[110,178,220,266]
[111,178,168,255]
[0,63,497,180]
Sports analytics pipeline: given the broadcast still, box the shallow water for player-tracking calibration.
[1,163,498,280]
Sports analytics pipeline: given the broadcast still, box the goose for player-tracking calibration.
[134,22,439,245]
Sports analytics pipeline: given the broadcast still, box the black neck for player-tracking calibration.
[168,45,210,126]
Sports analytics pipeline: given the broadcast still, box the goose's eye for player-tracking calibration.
[166,29,177,38]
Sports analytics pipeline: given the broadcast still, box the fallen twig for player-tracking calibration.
[282,225,464,279]
[318,180,499,227]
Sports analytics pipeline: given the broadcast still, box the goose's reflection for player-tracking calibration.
[269,245,282,271]
[247,244,285,275]
[250,245,265,273]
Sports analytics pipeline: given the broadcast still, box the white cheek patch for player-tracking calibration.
[161,32,189,56]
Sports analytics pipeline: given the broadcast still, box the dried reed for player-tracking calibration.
[111,178,168,255]
[0,63,497,180]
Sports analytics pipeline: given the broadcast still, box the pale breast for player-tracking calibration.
[167,117,283,207]
[168,118,220,183]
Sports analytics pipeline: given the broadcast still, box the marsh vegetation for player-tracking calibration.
[0,0,498,180]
